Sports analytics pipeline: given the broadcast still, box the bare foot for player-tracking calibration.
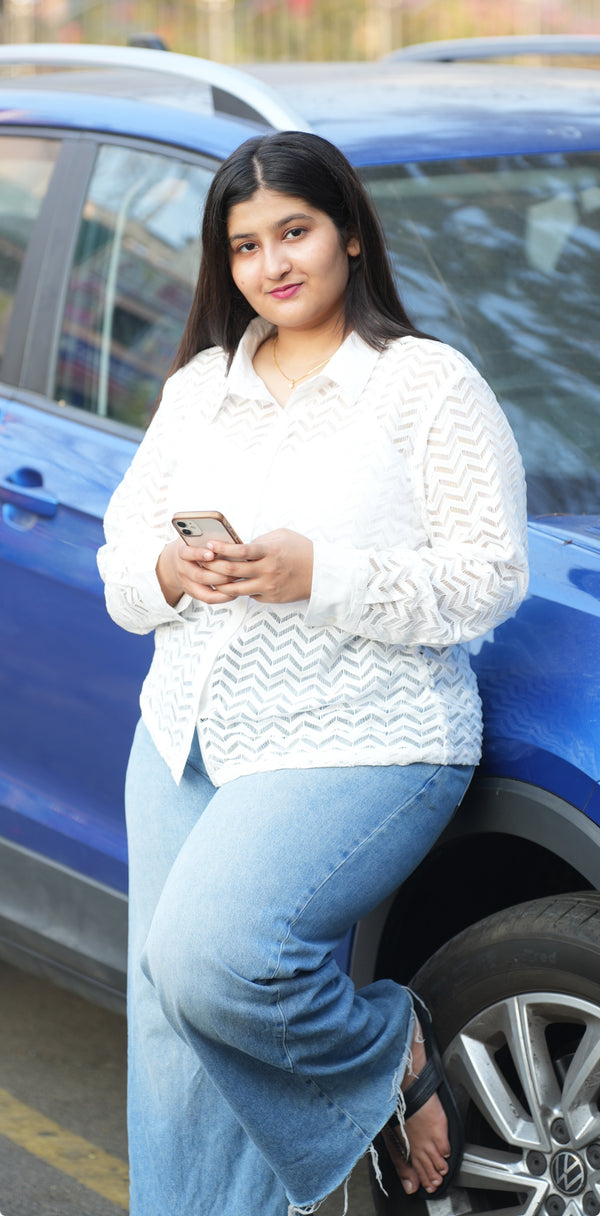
[382,1018,451,1196]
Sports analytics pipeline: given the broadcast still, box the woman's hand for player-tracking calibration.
[163,529,314,605]
[156,538,242,606]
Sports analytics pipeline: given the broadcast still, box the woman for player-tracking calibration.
[98,130,528,1216]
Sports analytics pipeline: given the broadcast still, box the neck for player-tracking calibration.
[272,318,345,366]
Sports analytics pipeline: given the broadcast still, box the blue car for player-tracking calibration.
[2,37,600,1212]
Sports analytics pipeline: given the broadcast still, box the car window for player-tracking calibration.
[0,136,60,379]
[364,153,600,516]
[54,144,213,430]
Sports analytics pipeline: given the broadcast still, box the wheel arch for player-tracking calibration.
[348,777,600,989]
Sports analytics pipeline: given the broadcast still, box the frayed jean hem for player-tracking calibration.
[287,1006,416,1216]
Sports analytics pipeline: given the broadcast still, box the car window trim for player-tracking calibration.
[3,132,97,392]
[0,381,144,445]
[1,131,68,385]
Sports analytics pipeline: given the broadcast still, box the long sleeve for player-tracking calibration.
[97,371,193,635]
[304,363,528,645]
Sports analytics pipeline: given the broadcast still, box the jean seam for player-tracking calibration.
[276,987,295,1072]
[301,1073,378,1141]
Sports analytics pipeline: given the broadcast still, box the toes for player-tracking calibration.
[384,1130,449,1195]
[410,1150,447,1193]
[382,1088,453,1197]
[395,1161,421,1196]
[426,1143,451,1177]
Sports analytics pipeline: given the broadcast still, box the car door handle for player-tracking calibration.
[0,470,58,518]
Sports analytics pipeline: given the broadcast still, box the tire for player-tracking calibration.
[371,892,600,1216]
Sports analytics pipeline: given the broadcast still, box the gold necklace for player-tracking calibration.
[272,337,337,390]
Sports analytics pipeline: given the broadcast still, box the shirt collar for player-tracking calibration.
[225,317,275,400]
[322,330,380,405]
[221,316,381,411]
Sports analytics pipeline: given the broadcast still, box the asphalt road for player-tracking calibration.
[0,961,378,1216]
[0,961,127,1216]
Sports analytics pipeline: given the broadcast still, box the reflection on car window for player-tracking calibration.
[55,144,213,430]
[0,136,60,379]
[364,154,600,516]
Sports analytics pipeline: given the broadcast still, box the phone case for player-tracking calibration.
[172,511,242,547]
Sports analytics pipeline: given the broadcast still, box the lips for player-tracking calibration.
[269,283,301,299]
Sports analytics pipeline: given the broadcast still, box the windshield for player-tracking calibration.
[363,153,600,516]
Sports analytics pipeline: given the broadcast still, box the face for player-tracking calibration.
[226,187,360,335]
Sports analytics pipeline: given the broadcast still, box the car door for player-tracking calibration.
[0,132,215,997]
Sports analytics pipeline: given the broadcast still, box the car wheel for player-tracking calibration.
[371,892,600,1216]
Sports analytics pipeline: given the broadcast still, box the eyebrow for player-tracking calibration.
[228,212,313,243]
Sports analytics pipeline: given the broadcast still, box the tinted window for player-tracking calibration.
[55,144,213,429]
[0,136,60,378]
[365,154,600,515]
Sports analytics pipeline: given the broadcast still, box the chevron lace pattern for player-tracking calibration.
[98,334,528,785]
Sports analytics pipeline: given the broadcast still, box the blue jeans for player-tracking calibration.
[125,719,473,1216]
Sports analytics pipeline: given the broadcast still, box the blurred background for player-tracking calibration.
[1,0,600,65]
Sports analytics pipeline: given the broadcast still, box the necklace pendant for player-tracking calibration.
[272,336,336,391]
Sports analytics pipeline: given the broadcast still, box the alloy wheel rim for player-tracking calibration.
[433,993,600,1216]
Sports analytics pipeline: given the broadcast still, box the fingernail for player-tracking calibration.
[402,1180,414,1194]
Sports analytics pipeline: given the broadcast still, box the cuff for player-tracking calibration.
[304,541,369,631]
[136,568,193,620]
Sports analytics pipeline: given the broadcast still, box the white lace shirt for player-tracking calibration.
[97,319,528,786]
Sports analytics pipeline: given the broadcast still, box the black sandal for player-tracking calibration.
[379,998,464,1200]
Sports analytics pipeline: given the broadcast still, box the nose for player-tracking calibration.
[263,240,292,280]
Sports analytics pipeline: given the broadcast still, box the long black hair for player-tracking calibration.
[169,130,433,376]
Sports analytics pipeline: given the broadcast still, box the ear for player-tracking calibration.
[346,234,360,257]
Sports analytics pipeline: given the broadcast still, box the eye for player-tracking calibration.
[235,241,258,254]
[283,226,306,241]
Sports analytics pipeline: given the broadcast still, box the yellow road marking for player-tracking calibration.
[0,1086,129,1209]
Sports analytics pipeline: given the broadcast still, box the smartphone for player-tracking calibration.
[172,511,243,549]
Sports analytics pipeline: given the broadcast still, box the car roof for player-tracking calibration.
[248,60,600,163]
[1,46,600,165]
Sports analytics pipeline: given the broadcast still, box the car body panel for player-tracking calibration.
[248,62,600,162]
[0,390,150,890]
[471,520,600,805]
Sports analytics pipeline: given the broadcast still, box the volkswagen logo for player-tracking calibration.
[550,1151,586,1195]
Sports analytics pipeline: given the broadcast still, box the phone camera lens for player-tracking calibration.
[181,528,192,535]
